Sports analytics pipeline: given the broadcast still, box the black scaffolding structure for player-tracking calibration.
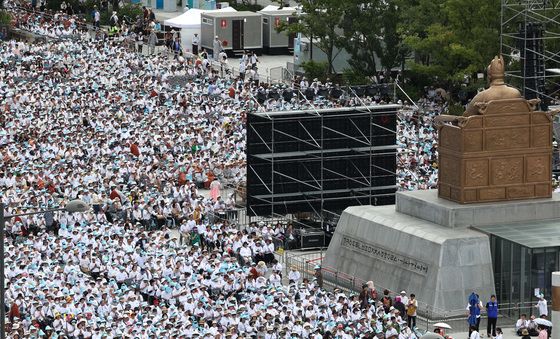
[500,0,560,110]
[246,105,399,227]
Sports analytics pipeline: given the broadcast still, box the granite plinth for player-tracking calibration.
[396,190,560,228]
[323,205,495,316]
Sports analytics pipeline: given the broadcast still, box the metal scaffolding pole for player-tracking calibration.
[500,0,560,110]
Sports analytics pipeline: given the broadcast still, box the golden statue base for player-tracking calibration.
[436,98,555,204]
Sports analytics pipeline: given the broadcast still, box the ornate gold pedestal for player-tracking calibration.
[436,98,553,203]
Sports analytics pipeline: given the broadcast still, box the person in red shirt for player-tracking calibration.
[130,143,140,157]
[8,302,20,322]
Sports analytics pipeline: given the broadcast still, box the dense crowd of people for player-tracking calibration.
[0,2,451,338]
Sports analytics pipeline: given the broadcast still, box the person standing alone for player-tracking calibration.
[486,294,499,337]
[213,36,222,59]
[192,33,199,55]
[535,294,548,318]
[93,6,100,29]
[148,30,157,55]
[407,293,418,329]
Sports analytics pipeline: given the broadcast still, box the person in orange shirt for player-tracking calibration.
[193,206,202,224]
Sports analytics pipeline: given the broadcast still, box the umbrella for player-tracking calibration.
[421,332,445,339]
[534,318,553,327]
[433,322,452,330]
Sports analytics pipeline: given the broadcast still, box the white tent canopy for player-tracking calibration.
[164,7,237,29]
[163,7,237,54]
[259,5,298,12]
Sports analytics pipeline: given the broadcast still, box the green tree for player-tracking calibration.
[0,10,11,25]
[278,0,345,75]
[339,1,403,82]
[399,0,501,87]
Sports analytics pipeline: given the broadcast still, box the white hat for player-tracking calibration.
[400,290,406,294]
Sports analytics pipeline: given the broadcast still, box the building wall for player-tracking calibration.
[262,13,291,48]
[202,15,262,50]
[241,16,262,49]
[262,16,270,48]
[200,15,215,49]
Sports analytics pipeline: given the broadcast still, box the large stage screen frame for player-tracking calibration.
[246,105,399,220]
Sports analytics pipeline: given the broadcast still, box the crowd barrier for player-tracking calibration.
[283,251,550,334]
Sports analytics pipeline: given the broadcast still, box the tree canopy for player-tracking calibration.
[399,0,501,86]
[278,0,345,75]
[288,0,502,88]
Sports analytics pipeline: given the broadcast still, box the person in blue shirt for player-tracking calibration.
[486,294,499,337]
[467,292,482,336]
[171,37,182,59]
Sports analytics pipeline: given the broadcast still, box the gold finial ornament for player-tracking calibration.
[464,55,521,116]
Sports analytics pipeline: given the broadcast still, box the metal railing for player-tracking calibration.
[200,60,272,84]
[10,4,89,31]
[269,65,295,84]
[283,251,548,333]
[269,66,283,83]
[286,61,302,76]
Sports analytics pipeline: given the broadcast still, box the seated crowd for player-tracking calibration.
[0,1,448,338]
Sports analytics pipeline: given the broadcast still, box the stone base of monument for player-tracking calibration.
[323,190,500,316]
[396,190,560,228]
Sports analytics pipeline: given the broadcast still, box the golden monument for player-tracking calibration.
[435,56,556,203]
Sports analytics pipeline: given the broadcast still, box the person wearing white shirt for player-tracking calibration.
[192,33,200,55]
[179,220,190,245]
[272,260,283,275]
[516,314,528,335]
[400,290,409,309]
[470,326,481,339]
[495,327,503,339]
[288,268,301,283]
[385,325,398,339]
[536,295,548,317]
[269,271,282,285]
[239,242,252,266]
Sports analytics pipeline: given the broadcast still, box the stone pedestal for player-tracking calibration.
[396,190,560,228]
[323,191,497,316]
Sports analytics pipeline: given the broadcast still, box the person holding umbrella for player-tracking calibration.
[534,318,552,338]
[528,315,540,336]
